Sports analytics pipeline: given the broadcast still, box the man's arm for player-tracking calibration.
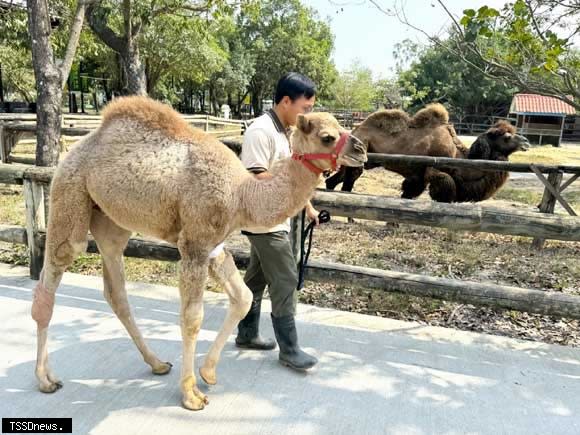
[254,171,273,180]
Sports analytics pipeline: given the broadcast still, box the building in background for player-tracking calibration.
[509,93,576,146]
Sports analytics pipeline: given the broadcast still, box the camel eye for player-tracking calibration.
[321,135,336,145]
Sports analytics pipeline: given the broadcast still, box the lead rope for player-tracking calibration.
[297,209,331,290]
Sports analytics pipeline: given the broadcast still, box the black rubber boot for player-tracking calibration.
[271,314,318,371]
[235,299,276,350]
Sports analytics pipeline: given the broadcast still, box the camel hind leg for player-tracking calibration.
[89,209,172,375]
[199,249,252,386]
[32,179,92,393]
[401,173,427,199]
[426,168,457,203]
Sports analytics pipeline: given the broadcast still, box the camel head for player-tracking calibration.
[291,112,367,172]
[468,121,530,160]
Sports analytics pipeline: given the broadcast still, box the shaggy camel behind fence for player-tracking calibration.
[326,104,529,202]
[30,96,366,410]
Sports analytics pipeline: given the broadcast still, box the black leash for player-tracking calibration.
[297,209,331,290]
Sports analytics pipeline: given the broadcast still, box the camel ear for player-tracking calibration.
[468,136,491,160]
[297,114,312,134]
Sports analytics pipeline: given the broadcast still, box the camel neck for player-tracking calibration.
[239,158,320,229]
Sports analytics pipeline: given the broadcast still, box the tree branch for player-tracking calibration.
[525,0,548,43]
[59,0,92,89]
[123,0,132,38]
[86,2,125,53]
[370,0,580,112]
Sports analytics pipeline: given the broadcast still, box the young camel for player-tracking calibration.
[31,96,366,410]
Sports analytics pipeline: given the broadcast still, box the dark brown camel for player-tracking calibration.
[326,105,529,202]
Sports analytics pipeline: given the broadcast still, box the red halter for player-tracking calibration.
[292,132,350,176]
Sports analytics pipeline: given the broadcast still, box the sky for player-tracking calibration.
[302,0,509,78]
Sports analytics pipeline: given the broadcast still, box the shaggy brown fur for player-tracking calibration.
[431,120,529,203]
[326,104,465,195]
[409,103,450,129]
[326,105,529,203]
[30,96,366,411]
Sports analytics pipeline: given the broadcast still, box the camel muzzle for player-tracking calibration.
[341,134,367,167]
[516,134,531,151]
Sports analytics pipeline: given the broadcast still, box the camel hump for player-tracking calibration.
[101,96,195,140]
[410,103,449,128]
[358,109,411,135]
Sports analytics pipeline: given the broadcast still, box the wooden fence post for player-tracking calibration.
[0,125,7,163]
[24,179,46,279]
[205,115,209,132]
[532,171,563,250]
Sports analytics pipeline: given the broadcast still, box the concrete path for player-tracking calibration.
[1,262,579,435]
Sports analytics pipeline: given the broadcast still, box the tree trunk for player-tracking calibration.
[0,64,4,103]
[122,43,146,95]
[27,0,87,166]
[86,1,147,96]
[27,0,63,167]
[208,83,215,115]
[34,72,62,167]
[199,91,205,113]
[251,89,263,116]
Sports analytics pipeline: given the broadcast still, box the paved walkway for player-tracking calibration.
[1,262,579,435]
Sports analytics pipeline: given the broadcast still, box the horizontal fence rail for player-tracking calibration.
[366,153,580,174]
[1,164,579,243]
[312,190,580,242]
[2,224,580,320]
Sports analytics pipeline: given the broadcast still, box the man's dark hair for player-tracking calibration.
[274,72,316,104]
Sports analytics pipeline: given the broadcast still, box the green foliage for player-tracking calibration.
[141,14,227,95]
[0,7,28,48]
[0,45,36,101]
[1,0,337,112]
[237,0,337,112]
[395,38,515,116]
[456,0,579,108]
[325,63,375,111]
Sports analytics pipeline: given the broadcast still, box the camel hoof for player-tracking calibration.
[182,387,210,411]
[182,397,206,411]
[39,380,63,394]
[152,361,173,375]
[199,367,217,385]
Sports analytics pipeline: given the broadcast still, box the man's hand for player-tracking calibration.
[306,202,319,226]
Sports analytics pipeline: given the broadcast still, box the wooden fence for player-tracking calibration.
[1,161,580,320]
[0,114,248,164]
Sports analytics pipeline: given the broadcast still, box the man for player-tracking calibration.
[236,72,319,371]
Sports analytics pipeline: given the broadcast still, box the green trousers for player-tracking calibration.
[243,231,298,317]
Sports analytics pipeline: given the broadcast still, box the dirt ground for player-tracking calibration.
[1,143,579,347]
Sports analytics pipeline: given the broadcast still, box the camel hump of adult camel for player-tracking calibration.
[357,103,450,136]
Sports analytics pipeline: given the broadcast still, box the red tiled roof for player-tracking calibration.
[510,93,576,115]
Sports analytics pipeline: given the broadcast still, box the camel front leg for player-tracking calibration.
[200,249,252,385]
[178,247,210,411]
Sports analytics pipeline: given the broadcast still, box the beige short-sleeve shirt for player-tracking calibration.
[241,110,292,234]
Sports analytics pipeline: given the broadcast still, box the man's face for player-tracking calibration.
[282,95,316,126]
